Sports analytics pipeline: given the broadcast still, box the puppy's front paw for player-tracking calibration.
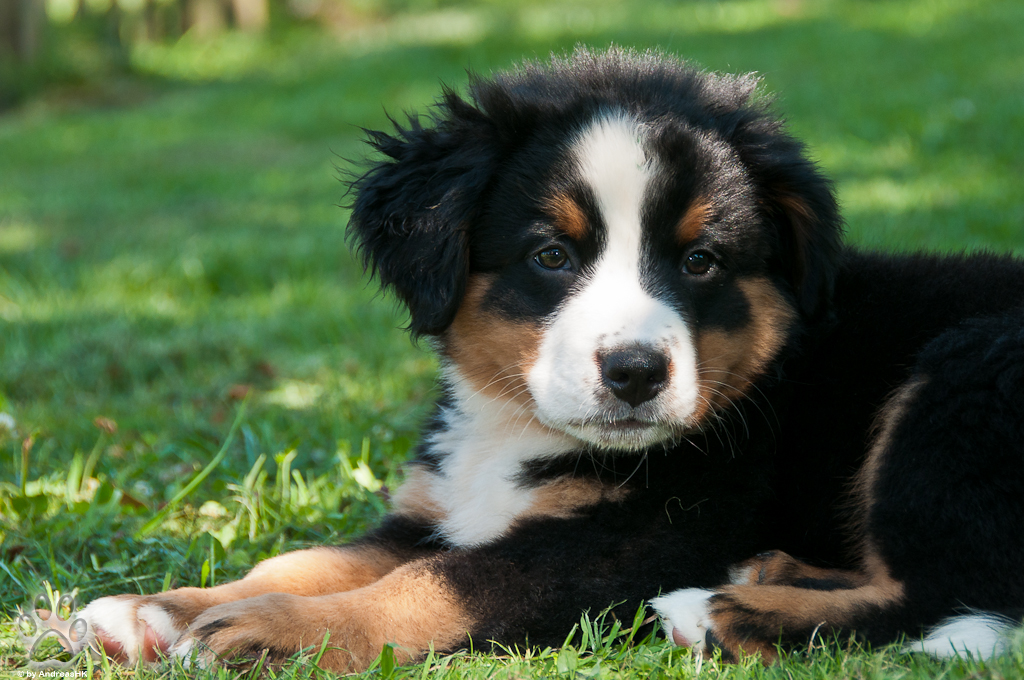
[171,593,314,668]
[651,588,715,652]
[172,591,409,673]
[80,595,183,664]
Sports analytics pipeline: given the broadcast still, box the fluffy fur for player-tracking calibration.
[81,48,1024,670]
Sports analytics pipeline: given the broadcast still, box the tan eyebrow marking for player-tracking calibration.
[543,192,589,240]
[677,197,712,244]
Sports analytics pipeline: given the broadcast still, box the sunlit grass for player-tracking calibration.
[2,0,1023,676]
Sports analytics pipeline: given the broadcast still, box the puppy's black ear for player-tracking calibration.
[734,116,844,322]
[348,89,499,337]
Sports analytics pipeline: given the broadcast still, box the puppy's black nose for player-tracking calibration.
[599,346,669,407]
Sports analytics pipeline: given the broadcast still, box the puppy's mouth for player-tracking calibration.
[588,418,651,431]
[563,416,676,450]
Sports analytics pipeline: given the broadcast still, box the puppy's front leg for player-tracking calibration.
[175,555,471,671]
[82,541,414,665]
[179,504,742,672]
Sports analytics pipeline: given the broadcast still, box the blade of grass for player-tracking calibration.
[79,433,107,495]
[311,630,331,666]
[20,435,33,496]
[135,398,248,538]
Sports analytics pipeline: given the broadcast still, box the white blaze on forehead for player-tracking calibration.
[570,112,661,344]
[525,112,701,448]
[575,112,654,259]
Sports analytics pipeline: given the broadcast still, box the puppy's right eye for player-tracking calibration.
[535,247,570,270]
[684,251,715,276]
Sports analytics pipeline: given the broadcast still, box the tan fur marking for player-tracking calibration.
[716,573,903,626]
[851,377,927,537]
[518,477,631,523]
[242,545,403,594]
[707,625,778,662]
[709,550,904,662]
[775,192,815,285]
[694,277,796,417]
[391,464,445,523]
[335,561,471,667]
[148,546,404,628]
[447,275,541,405]
[677,198,711,244]
[732,550,866,588]
[543,192,589,240]
[188,560,472,673]
[776,193,813,224]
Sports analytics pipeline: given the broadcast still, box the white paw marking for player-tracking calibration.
[80,597,184,665]
[80,596,142,660]
[137,604,183,650]
[908,613,1013,659]
[651,588,715,651]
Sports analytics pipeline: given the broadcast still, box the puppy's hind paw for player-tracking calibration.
[651,588,715,652]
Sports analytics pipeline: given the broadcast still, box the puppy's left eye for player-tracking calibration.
[684,251,715,276]
[535,247,571,270]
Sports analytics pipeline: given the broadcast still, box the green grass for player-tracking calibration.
[2,0,1024,676]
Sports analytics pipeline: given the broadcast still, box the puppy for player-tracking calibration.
[81,47,1024,670]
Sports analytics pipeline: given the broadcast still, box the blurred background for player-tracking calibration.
[1,0,378,108]
[0,0,1022,624]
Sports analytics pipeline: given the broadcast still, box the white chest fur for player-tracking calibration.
[425,374,578,548]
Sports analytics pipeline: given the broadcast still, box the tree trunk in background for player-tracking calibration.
[143,0,188,41]
[103,1,133,68]
[186,0,227,38]
[0,3,14,58]
[0,0,46,62]
[231,0,268,31]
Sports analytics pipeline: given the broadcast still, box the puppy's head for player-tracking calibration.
[349,48,842,452]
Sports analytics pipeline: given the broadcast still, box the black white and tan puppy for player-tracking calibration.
[81,48,1024,670]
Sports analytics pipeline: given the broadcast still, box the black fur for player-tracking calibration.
[350,48,842,336]
[349,91,500,336]
[347,48,1024,660]
[85,49,1024,671]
